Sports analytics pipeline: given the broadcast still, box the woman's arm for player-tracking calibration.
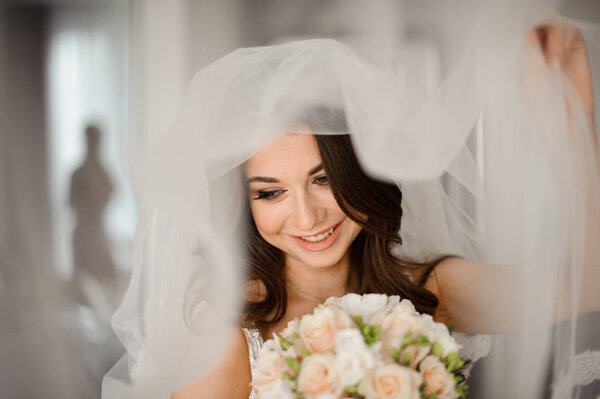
[427,18,599,335]
[171,328,252,399]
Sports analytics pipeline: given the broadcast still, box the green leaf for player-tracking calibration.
[448,326,456,335]
[282,371,295,381]
[431,342,443,358]
[416,335,431,346]
[354,315,365,327]
[390,347,400,362]
[278,336,292,350]
[403,352,411,366]
[372,325,381,336]
[457,384,469,399]
[428,394,437,399]
[400,332,412,350]
[285,357,300,374]
[301,349,310,358]
[345,385,359,393]
[292,332,300,340]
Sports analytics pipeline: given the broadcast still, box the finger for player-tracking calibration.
[542,25,566,68]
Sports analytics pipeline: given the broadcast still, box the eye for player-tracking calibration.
[313,175,329,187]
[253,189,285,201]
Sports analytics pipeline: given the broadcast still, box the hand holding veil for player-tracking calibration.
[103,1,600,398]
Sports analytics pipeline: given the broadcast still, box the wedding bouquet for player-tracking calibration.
[251,293,468,399]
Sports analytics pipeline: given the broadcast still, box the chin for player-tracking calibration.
[289,249,350,269]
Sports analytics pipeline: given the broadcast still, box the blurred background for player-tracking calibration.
[0,0,599,398]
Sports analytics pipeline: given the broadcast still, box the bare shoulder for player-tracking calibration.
[424,257,465,298]
[425,257,484,328]
[424,256,516,334]
[171,327,252,399]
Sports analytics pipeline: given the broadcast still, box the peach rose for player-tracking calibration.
[360,364,422,399]
[252,351,289,397]
[399,344,431,370]
[299,307,351,353]
[419,356,459,399]
[297,354,342,398]
[382,308,425,338]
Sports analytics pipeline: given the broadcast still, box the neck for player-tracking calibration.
[284,252,350,303]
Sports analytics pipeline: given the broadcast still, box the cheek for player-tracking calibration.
[249,202,287,237]
[315,189,342,211]
[346,219,363,240]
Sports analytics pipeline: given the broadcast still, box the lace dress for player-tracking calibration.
[242,328,264,399]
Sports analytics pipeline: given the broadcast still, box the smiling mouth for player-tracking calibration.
[299,225,337,242]
[291,222,343,252]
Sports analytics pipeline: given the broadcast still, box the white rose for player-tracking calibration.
[367,309,388,325]
[393,299,417,315]
[419,356,459,399]
[335,350,374,387]
[324,296,344,307]
[281,318,299,341]
[259,338,279,356]
[359,364,422,399]
[300,307,351,353]
[367,295,401,325]
[333,329,374,386]
[386,295,401,309]
[435,335,460,358]
[334,328,368,353]
[297,354,343,398]
[430,323,460,358]
[341,294,388,320]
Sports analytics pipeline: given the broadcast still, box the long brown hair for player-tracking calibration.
[241,133,443,331]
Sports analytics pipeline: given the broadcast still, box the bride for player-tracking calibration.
[104,11,599,399]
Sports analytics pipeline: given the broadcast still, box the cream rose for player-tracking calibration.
[359,364,422,399]
[297,354,342,398]
[299,307,351,353]
[382,308,427,339]
[399,344,431,370]
[252,351,287,396]
[419,356,459,399]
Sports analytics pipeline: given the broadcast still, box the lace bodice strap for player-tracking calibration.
[242,327,264,399]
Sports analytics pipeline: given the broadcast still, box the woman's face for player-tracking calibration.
[245,132,362,269]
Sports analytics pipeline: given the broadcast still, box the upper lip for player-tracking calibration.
[294,221,341,238]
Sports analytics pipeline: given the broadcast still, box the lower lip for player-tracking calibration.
[291,222,343,252]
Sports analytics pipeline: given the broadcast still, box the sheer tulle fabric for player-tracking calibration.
[103,2,600,398]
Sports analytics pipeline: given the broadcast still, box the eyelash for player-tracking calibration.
[313,175,329,187]
[253,175,329,201]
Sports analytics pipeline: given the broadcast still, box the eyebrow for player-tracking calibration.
[246,163,324,184]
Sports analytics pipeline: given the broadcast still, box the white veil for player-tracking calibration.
[103,1,600,398]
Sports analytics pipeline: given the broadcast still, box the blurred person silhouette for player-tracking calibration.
[69,124,119,320]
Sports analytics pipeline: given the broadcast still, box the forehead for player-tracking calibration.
[245,133,321,176]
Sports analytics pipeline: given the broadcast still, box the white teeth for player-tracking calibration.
[300,226,335,242]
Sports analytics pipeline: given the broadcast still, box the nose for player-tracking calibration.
[293,191,321,233]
